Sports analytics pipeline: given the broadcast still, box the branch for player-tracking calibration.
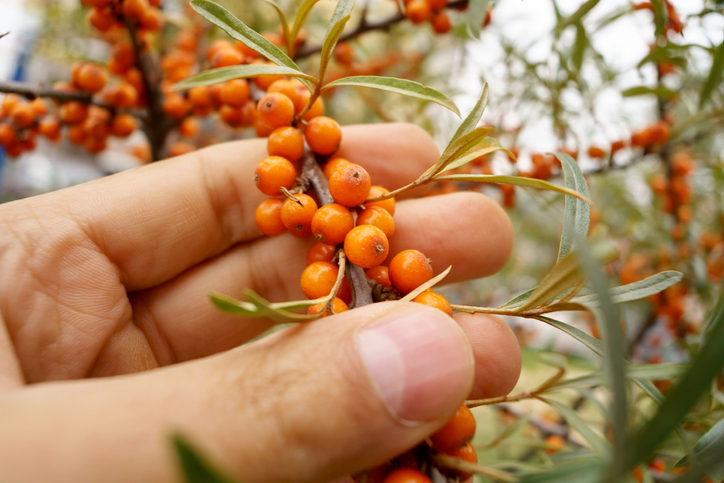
[294,0,469,59]
[0,80,116,108]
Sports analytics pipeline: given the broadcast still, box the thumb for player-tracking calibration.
[0,302,474,483]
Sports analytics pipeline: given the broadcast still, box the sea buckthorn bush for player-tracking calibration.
[2,0,724,482]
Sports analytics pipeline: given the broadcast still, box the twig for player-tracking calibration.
[0,32,9,40]
[430,454,518,482]
[320,250,347,315]
[0,80,115,109]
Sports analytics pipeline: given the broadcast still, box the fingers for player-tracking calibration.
[454,313,522,400]
[0,303,480,483]
[129,190,513,364]
[0,124,438,292]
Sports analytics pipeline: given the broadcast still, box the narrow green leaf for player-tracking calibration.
[518,252,583,311]
[290,0,321,50]
[172,434,237,483]
[190,0,301,72]
[651,0,668,37]
[172,65,316,91]
[437,138,511,174]
[699,40,724,109]
[622,85,677,98]
[318,0,355,83]
[400,266,452,302]
[627,291,724,469]
[323,76,461,117]
[449,83,489,145]
[553,364,685,391]
[431,174,592,204]
[535,315,603,355]
[541,398,610,457]
[675,419,724,480]
[210,292,260,317]
[553,152,591,261]
[572,271,682,305]
[572,22,587,71]
[243,289,321,322]
[467,0,489,39]
[519,461,604,483]
[432,126,496,176]
[556,0,600,32]
[260,0,291,53]
[500,287,537,309]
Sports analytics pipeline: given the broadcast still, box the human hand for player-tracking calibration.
[0,123,521,483]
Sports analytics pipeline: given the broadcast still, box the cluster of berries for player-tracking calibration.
[399,0,491,35]
[354,404,479,482]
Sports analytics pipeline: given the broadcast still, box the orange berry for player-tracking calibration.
[267,126,304,163]
[207,39,233,62]
[300,261,352,302]
[302,96,324,121]
[236,40,260,60]
[219,104,243,127]
[1,95,21,117]
[168,142,195,157]
[188,86,213,108]
[305,116,341,155]
[267,79,302,107]
[67,124,86,145]
[406,0,431,24]
[31,98,48,116]
[257,92,295,129]
[254,156,297,196]
[281,193,318,237]
[545,435,566,454]
[357,205,395,238]
[334,42,355,65]
[389,250,433,294]
[110,113,138,137]
[37,116,61,141]
[0,123,18,147]
[650,120,670,145]
[77,64,108,93]
[323,157,351,179]
[381,469,431,483]
[439,443,477,480]
[312,203,354,245]
[84,135,107,153]
[611,140,626,153]
[672,152,694,176]
[59,102,88,124]
[179,117,199,137]
[219,79,250,107]
[412,291,452,316]
[329,162,371,207]
[140,7,163,31]
[587,146,605,158]
[11,103,35,128]
[431,12,452,33]
[344,225,389,269]
[430,404,475,452]
[427,0,448,9]
[307,242,337,265]
[106,83,139,108]
[176,30,197,52]
[254,117,275,137]
[163,93,190,119]
[365,265,391,287]
[122,0,149,23]
[254,198,287,236]
[83,116,110,139]
[211,47,244,68]
[307,297,349,316]
[363,186,396,215]
[88,7,115,31]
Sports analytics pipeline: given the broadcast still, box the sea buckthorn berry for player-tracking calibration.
[67,124,86,145]
[311,203,354,245]
[168,142,195,157]
[254,156,297,196]
[11,103,35,128]
[431,12,452,33]
[281,193,318,237]
[88,7,115,31]
[430,404,476,451]
[37,116,61,141]
[611,140,626,153]
[344,225,389,269]
[307,297,349,316]
[257,92,295,129]
[307,241,336,265]
[267,79,302,107]
[163,93,190,119]
[329,163,371,207]
[211,47,244,68]
[254,198,287,237]
[364,186,396,215]
[122,0,149,22]
[305,116,341,155]
[357,206,395,238]
[545,434,565,454]
[300,261,352,302]
[0,123,18,147]
[84,136,107,153]
[207,39,233,62]
[365,265,391,287]
[110,113,138,137]
[381,468,431,483]
[389,250,433,294]
[254,118,275,137]
[323,157,351,179]
[83,116,110,139]
[267,126,304,163]
[60,102,88,124]
[219,79,250,107]
[77,64,108,93]
[406,0,431,24]
[31,98,48,116]
[302,96,325,121]
[189,86,213,108]
[587,146,605,158]
[179,117,199,137]
[219,105,244,128]
[439,443,477,480]
[413,291,452,316]
[1,94,21,116]
[106,83,139,107]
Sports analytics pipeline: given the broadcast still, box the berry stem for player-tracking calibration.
[300,148,374,308]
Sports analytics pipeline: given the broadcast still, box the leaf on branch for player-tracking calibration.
[260,0,292,54]
[519,461,604,483]
[675,419,724,481]
[553,363,686,391]
[400,266,452,302]
[572,271,682,305]
[290,0,322,54]
[622,85,678,99]
[651,0,668,37]
[172,434,238,483]
[535,315,603,355]
[431,174,593,204]
[322,76,461,117]
[209,291,327,322]
[556,0,600,33]
[243,290,324,322]
[517,252,583,312]
[190,0,303,73]
[450,83,489,145]
[171,65,317,91]
[467,0,489,39]
[699,39,724,109]
[571,22,588,71]
[318,0,355,83]
[553,152,591,261]
[428,126,497,177]
[540,397,610,457]
[437,137,511,174]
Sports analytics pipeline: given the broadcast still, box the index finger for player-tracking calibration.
[0,123,439,292]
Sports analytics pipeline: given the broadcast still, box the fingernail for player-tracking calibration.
[356,307,473,422]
